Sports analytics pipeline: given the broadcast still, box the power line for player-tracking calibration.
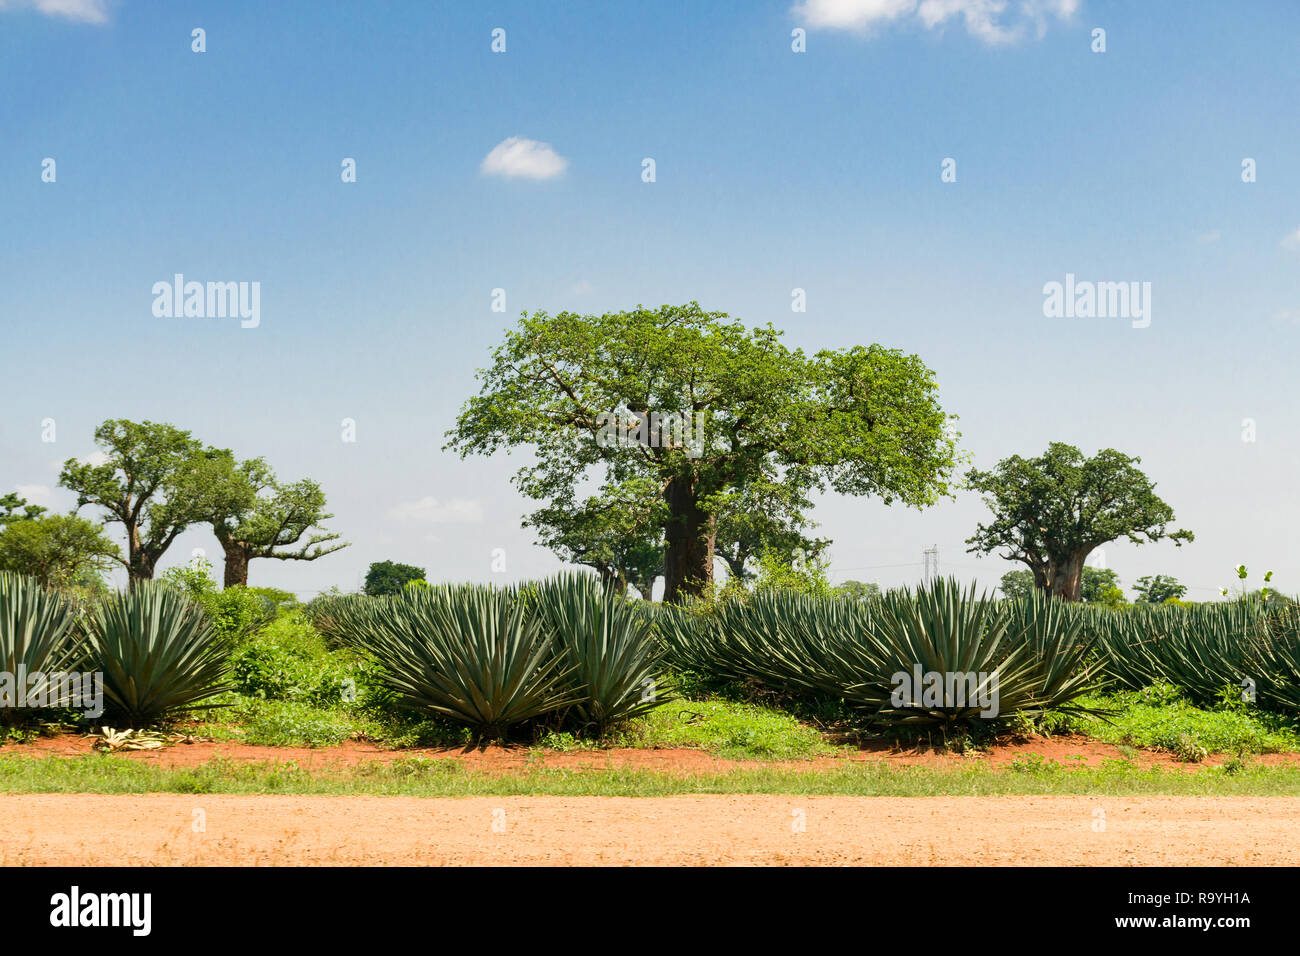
[829,562,923,575]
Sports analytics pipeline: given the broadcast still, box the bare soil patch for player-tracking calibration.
[3,793,1297,865]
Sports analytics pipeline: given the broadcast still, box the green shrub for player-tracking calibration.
[230,611,374,707]
[1059,687,1298,755]
[160,561,276,642]
[245,587,298,614]
[200,586,277,643]
[234,699,357,748]
[627,698,834,760]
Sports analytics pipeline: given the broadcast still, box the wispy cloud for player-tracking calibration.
[0,0,109,24]
[389,496,484,524]
[14,484,52,504]
[1198,229,1221,243]
[480,137,568,180]
[1281,227,1300,251]
[793,0,1078,44]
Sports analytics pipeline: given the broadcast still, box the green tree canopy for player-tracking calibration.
[1135,574,1188,604]
[59,420,218,585]
[0,513,120,589]
[196,452,348,588]
[999,569,1034,600]
[0,493,46,526]
[1080,566,1126,607]
[525,471,828,600]
[835,579,882,602]
[966,443,1191,602]
[363,560,426,596]
[711,472,828,585]
[524,476,665,599]
[447,303,959,603]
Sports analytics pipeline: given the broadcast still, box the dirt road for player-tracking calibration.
[4,794,1297,865]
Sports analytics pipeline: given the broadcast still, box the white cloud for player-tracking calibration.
[86,450,110,466]
[480,137,568,180]
[14,484,52,504]
[389,496,484,524]
[0,0,109,23]
[572,279,594,295]
[1198,229,1222,243]
[793,0,1077,43]
[1281,227,1300,251]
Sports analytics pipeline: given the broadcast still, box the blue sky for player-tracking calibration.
[2,0,1298,599]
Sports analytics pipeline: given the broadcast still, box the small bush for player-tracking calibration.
[235,699,357,748]
[230,611,375,707]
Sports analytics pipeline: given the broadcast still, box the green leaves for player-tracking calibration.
[447,303,958,600]
[87,581,232,726]
[1090,599,1288,710]
[325,584,576,737]
[0,514,120,589]
[0,572,89,724]
[528,573,670,732]
[658,579,1105,727]
[319,576,674,737]
[58,420,216,581]
[966,443,1192,601]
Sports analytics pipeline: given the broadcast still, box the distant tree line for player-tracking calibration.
[0,419,346,592]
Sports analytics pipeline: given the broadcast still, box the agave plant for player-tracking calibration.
[1089,600,1268,707]
[87,581,232,726]
[329,584,576,738]
[0,572,89,725]
[527,573,669,732]
[1002,589,1107,711]
[852,579,1104,726]
[1252,605,1300,712]
[657,579,1104,728]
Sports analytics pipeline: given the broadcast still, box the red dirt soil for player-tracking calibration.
[3,730,1298,772]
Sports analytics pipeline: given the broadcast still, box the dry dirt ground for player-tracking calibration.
[4,794,1299,865]
[10,732,1300,771]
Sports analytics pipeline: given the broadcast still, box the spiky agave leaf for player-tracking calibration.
[331,584,576,737]
[528,572,670,732]
[851,579,1039,725]
[87,581,232,727]
[654,579,1105,727]
[1002,589,1108,715]
[1090,600,1268,707]
[0,572,90,724]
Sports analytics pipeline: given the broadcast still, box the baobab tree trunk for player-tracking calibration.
[1048,553,1087,602]
[221,541,251,588]
[662,476,715,604]
[126,526,154,590]
[127,555,156,590]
